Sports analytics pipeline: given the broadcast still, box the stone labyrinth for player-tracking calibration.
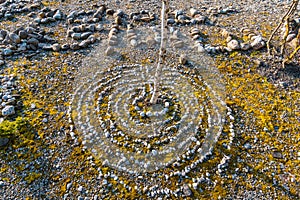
[69,27,236,196]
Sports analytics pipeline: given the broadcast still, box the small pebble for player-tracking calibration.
[227,39,240,50]
[52,43,61,52]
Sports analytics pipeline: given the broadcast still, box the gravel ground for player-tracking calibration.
[0,0,299,199]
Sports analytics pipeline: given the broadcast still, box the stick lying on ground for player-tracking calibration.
[150,0,169,104]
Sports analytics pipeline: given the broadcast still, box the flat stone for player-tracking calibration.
[61,44,70,50]
[105,46,114,56]
[173,40,184,48]
[3,49,13,56]
[27,38,39,46]
[19,30,28,39]
[167,19,175,24]
[179,54,187,65]
[130,39,137,47]
[67,11,78,19]
[70,43,80,50]
[288,37,299,49]
[52,43,61,52]
[251,40,265,50]
[9,33,21,44]
[182,184,192,197]
[79,40,91,48]
[240,42,251,50]
[2,105,15,116]
[273,151,283,159]
[53,10,63,20]
[0,138,9,147]
[80,32,92,40]
[190,8,199,17]
[71,33,81,40]
[227,39,240,50]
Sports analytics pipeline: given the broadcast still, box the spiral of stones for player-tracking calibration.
[69,56,233,175]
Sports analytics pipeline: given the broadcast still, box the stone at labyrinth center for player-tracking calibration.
[69,26,232,175]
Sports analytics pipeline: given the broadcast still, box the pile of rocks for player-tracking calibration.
[0,74,20,119]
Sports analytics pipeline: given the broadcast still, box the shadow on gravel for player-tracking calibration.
[0,122,52,199]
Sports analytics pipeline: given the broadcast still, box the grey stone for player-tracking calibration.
[2,105,15,116]
[18,43,27,51]
[67,11,78,19]
[3,49,13,56]
[88,35,96,44]
[43,35,55,43]
[167,19,175,24]
[0,29,8,39]
[53,10,63,20]
[80,32,92,40]
[19,30,28,39]
[105,46,114,56]
[9,33,21,44]
[71,33,81,40]
[27,38,39,46]
[273,151,283,159]
[34,18,41,23]
[61,44,70,50]
[182,184,192,197]
[0,60,4,66]
[241,42,251,50]
[130,39,137,47]
[70,43,80,50]
[88,24,96,32]
[41,44,53,51]
[79,40,91,48]
[0,138,9,147]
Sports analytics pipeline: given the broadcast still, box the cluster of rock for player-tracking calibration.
[0,74,20,119]
[0,25,58,53]
[129,9,157,23]
[0,0,41,20]
[200,28,266,54]
[167,8,210,25]
[0,1,266,67]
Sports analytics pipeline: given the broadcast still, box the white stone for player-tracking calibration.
[2,105,15,116]
[227,39,240,50]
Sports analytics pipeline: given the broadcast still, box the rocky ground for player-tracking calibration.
[0,0,299,199]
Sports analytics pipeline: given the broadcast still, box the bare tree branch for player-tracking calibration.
[266,0,299,56]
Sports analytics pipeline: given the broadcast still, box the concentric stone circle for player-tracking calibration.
[69,28,230,175]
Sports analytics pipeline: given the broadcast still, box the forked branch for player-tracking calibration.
[266,0,299,56]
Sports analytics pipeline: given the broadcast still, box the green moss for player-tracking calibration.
[0,117,29,138]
